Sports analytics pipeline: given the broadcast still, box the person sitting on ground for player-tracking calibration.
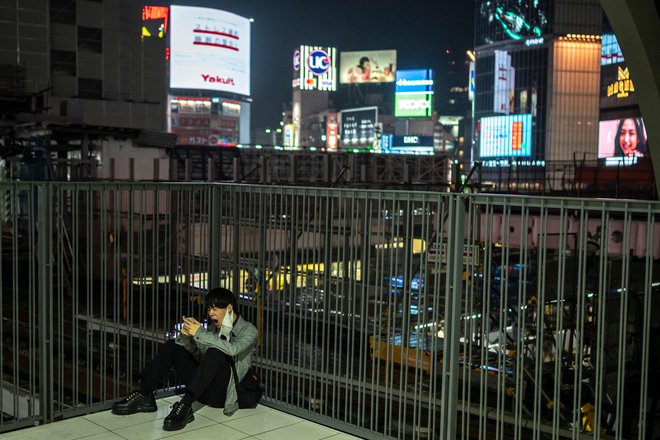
[111,287,258,431]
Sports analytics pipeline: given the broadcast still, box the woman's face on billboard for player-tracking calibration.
[619,118,639,156]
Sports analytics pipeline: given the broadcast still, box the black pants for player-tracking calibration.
[140,339,230,407]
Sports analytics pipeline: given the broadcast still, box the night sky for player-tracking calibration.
[147,0,475,130]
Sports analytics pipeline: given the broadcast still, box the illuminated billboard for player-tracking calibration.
[325,113,338,150]
[169,96,241,146]
[142,6,169,38]
[386,135,434,155]
[395,93,433,118]
[477,0,548,45]
[600,63,638,110]
[170,5,251,96]
[394,69,434,118]
[598,117,647,158]
[339,50,397,84]
[479,114,532,157]
[340,107,377,148]
[395,69,433,93]
[293,45,337,92]
[494,50,515,114]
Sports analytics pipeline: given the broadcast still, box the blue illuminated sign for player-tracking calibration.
[524,37,544,46]
[307,49,330,76]
[395,69,434,93]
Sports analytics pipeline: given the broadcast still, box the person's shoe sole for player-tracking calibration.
[162,413,194,431]
[111,404,158,415]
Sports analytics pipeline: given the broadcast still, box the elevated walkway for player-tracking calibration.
[1,397,360,440]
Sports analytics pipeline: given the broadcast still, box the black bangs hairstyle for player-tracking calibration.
[205,287,238,314]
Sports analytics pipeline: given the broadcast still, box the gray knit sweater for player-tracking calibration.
[175,315,258,415]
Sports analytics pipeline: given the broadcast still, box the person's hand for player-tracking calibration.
[181,316,202,337]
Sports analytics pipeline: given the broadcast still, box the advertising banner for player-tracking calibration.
[170,96,240,146]
[385,135,434,154]
[468,61,475,101]
[600,63,638,110]
[142,6,169,38]
[340,107,378,148]
[395,69,434,94]
[325,113,339,151]
[598,117,647,158]
[283,124,295,148]
[170,5,251,96]
[395,93,433,118]
[479,114,532,157]
[493,50,512,114]
[339,50,397,84]
[294,45,337,92]
[394,69,434,118]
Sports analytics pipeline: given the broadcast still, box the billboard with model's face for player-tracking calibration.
[479,114,532,157]
[170,5,251,96]
[339,50,397,84]
[598,117,647,158]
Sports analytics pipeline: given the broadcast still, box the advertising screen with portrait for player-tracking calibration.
[598,117,647,158]
[339,50,397,84]
[170,5,251,96]
[479,114,532,157]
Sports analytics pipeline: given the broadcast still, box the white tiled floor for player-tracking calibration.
[2,397,362,440]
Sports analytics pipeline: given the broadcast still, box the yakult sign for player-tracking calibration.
[293,45,337,92]
[170,5,251,96]
[394,69,434,118]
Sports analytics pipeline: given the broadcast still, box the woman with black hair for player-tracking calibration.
[614,118,647,157]
[112,287,258,431]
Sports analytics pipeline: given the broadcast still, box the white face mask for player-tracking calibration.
[220,309,233,341]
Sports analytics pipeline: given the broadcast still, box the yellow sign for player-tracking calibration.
[607,66,635,98]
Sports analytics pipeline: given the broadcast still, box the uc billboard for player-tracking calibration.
[394,69,434,118]
[292,45,337,92]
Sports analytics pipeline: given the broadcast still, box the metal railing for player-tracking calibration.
[1,181,659,439]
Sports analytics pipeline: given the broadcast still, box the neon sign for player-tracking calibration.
[607,66,635,98]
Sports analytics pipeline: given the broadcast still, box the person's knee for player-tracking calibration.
[201,347,227,366]
[164,339,179,350]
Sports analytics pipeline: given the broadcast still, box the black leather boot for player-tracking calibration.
[163,401,194,431]
[111,391,157,415]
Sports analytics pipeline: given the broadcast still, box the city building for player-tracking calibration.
[473,0,603,190]
[0,0,166,131]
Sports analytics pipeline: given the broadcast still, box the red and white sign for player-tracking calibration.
[326,113,338,151]
[170,5,251,96]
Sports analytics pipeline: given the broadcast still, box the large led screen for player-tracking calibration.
[395,69,433,94]
[598,117,647,158]
[340,107,377,147]
[339,50,397,84]
[295,45,337,92]
[477,0,549,45]
[479,114,532,157]
[170,5,251,96]
[394,69,434,118]
[394,93,433,118]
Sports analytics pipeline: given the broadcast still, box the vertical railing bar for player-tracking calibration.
[636,209,654,440]
[38,183,53,422]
